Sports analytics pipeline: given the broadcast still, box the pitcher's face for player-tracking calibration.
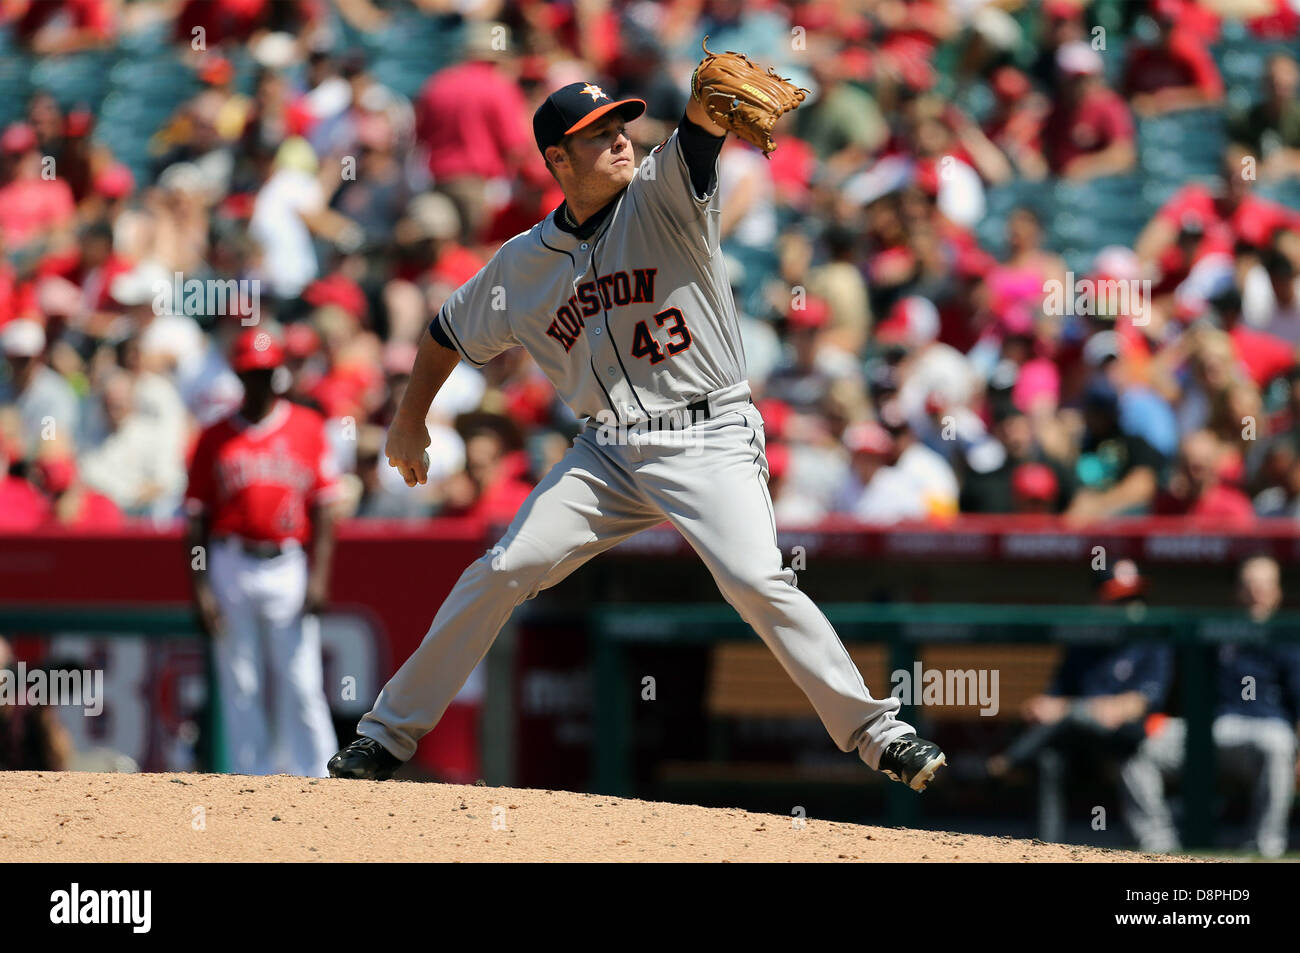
[553,114,637,203]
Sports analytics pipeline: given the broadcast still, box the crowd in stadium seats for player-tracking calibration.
[5,0,1300,531]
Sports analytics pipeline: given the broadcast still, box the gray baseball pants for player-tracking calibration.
[1121,713,1297,858]
[357,384,915,770]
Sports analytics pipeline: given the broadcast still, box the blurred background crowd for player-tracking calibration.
[5,0,1300,531]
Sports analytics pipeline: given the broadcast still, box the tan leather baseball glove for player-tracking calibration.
[690,36,809,156]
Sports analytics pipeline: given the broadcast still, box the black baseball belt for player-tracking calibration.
[596,385,754,432]
[216,536,297,559]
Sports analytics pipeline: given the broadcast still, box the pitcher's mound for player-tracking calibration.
[0,771,1193,862]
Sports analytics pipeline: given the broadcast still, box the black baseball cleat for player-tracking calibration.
[327,736,403,780]
[878,733,947,791]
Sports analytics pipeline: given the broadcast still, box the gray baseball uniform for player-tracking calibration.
[356,120,916,771]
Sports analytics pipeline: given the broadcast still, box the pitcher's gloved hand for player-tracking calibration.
[690,36,809,155]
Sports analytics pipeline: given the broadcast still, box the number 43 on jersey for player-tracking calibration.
[631,307,693,365]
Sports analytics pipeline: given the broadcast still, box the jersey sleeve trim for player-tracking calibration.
[436,306,488,368]
[429,310,456,352]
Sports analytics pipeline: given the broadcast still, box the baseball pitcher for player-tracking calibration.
[330,42,947,791]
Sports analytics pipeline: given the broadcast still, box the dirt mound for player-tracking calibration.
[0,772,1194,862]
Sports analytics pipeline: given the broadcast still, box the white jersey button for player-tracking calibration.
[581,243,589,249]
[607,366,615,376]
[593,327,602,335]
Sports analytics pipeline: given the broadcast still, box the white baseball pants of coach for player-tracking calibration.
[209,539,338,777]
[359,384,916,771]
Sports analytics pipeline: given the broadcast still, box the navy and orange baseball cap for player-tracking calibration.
[533,83,645,155]
[231,327,285,373]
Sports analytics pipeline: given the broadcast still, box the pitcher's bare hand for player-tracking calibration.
[385,414,432,487]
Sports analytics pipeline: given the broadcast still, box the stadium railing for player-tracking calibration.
[589,602,1300,848]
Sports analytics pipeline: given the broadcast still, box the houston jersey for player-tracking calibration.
[433,128,745,425]
[185,400,340,543]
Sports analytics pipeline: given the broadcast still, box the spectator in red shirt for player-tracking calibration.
[415,22,533,244]
[177,0,322,48]
[1122,0,1224,116]
[80,161,135,226]
[280,322,327,416]
[399,193,484,294]
[1137,144,1300,283]
[174,0,261,44]
[0,123,76,252]
[0,472,50,529]
[33,451,124,529]
[0,234,21,325]
[1042,42,1137,180]
[386,193,486,344]
[11,0,116,54]
[983,66,1050,179]
[35,219,132,318]
[1210,287,1297,388]
[440,425,533,526]
[1155,429,1256,524]
[902,95,1012,196]
[872,0,959,92]
[861,194,916,315]
[0,418,51,530]
[1245,0,1299,40]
